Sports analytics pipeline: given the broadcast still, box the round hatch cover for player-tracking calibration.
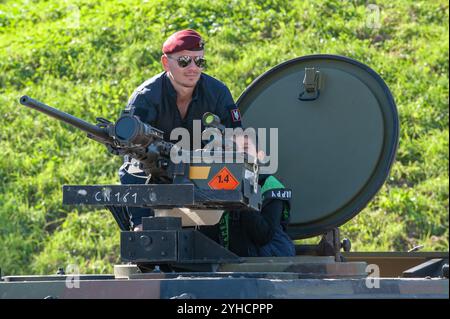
[237,55,399,239]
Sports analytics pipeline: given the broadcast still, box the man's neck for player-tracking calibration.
[168,77,195,102]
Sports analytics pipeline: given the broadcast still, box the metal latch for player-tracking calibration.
[299,67,321,101]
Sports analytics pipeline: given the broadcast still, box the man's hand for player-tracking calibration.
[133,224,143,231]
[235,134,265,162]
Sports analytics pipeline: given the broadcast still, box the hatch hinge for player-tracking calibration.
[295,227,351,262]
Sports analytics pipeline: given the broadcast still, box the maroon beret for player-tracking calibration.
[162,29,204,54]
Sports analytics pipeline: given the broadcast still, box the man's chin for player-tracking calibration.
[181,78,199,88]
[180,83,197,88]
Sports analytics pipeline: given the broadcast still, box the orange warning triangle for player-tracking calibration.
[208,167,240,190]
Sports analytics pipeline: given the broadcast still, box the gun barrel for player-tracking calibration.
[20,95,112,143]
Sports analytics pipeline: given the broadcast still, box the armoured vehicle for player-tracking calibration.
[0,55,448,299]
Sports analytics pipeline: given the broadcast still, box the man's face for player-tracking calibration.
[162,50,204,88]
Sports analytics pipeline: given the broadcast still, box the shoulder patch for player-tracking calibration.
[264,188,292,200]
[230,108,241,122]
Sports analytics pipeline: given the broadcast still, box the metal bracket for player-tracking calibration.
[120,217,240,270]
[317,228,350,262]
[299,67,321,101]
[403,258,450,278]
[295,227,351,262]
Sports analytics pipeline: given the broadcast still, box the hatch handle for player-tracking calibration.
[299,68,321,101]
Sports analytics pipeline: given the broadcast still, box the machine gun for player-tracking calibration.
[20,96,177,182]
[20,96,261,270]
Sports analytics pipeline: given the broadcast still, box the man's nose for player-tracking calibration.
[186,62,199,70]
[187,59,200,70]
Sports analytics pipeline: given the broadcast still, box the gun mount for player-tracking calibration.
[20,96,261,270]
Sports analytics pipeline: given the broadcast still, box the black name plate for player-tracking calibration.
[63,184,195,207]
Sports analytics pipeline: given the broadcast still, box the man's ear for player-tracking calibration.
[161,55,169,71]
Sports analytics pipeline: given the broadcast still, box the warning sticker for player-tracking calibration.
[208,167,240,190]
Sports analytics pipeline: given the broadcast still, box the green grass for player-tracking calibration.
[0,0,448,275]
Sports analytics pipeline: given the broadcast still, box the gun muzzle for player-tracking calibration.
[20,95,113,143]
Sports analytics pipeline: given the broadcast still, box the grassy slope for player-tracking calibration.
[0,0,448,275]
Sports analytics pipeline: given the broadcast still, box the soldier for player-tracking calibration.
[118,29,242,230]
[118,29,295,257]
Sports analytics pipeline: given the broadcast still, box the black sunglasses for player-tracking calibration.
[167,55,207,68]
